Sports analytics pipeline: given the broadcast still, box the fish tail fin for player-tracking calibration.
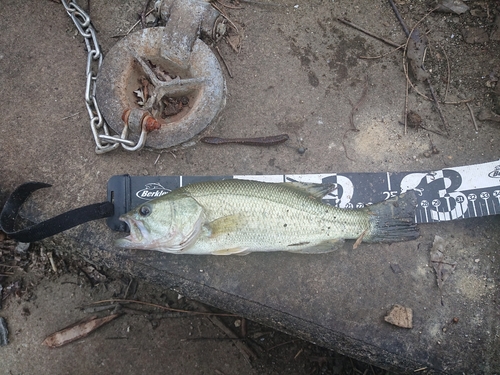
[366,191,419,243]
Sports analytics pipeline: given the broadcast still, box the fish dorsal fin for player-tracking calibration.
[281,182,337,201]
[207,214,245,238]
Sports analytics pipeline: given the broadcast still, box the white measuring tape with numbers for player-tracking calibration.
[107,159,500,231]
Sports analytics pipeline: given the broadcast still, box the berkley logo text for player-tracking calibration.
[488,165,500,178]
[136,183,171,200]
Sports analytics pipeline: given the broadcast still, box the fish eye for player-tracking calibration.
[139,204,152,217]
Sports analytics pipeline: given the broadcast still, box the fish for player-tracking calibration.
[115,179,419,255]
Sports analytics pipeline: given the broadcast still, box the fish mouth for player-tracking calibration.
[115,216,148,249]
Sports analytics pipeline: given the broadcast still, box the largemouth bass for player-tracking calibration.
[115,179,419,255]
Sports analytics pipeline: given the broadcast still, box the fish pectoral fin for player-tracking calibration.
[281,182,337,201]
[212,247,250,256]
[207,214,244,238]
[286,239,344,254]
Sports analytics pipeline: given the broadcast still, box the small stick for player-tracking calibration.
[210,2,239,34]
[427,77,450,135]
[215,45,233,78]
[191,301,256,362]
[201,134,289,146]
[440,44,451,102]
[465,102,478,132]
[391,2,451,134]
[61,112,80,120]
[240,317,247,338]
[404,60,409,135]
[358,44,404,60]
[414,367,428,373]
[238,0,282,7]
[266,339,298,351]
[112,9,155,38]
[388,0,410,35]
[294,347,303,360]
[47,252,57,273]
[141,0,153,29]
[154,153,161,165]
[337,18,400,48]
[87,298,238,317]
[216,0,242,9]
[123,278,133,299]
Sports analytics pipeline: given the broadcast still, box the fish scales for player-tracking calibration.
[116,179,419,255]
[181,180,370,249]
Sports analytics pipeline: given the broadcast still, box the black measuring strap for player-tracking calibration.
[0,182,114,243]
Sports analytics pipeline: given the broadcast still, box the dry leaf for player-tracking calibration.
[384,305,413,328]
[43,314,120,348]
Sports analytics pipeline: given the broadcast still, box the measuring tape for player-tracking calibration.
[107,159,500,231]
[3,160,499,242]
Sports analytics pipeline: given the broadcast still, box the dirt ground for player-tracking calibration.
[1,241,366,375]
[1,0,500,374]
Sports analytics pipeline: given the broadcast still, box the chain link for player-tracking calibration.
[61,0,147,153]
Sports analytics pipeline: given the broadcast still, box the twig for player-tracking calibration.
[112,9,155,38]
[190,301,256,362]
[388,0,410,35]
[215,45,233,78]
[211,2,239,34]
[181,337,247,341]
[123,278,133,299]
[61,112,80,120]
[390,2,451,134]
[414,367,428,372]
[87,298,238,317]
[465,102,478,132]
[404,60,409,135]
[141,0,153,29]
[294,347,303,360]
[427,77,450,135]
[400,6,441,101]
[440,44,451,102]
[82,304,120,314]
[47,251,57,273]
[238,0,282,7]
[154,153,161,165]
[358,44,404,60]
[216,0,242,9]
[266,339,298,351]
[337,18,400,48]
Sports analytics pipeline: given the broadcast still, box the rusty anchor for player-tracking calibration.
[95,0,226,150]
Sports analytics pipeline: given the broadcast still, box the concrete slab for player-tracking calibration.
[1,0,499,373]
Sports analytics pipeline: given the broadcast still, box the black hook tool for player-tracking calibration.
[0,182,114,243]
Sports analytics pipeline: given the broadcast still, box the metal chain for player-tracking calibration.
[61,0,147,153]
